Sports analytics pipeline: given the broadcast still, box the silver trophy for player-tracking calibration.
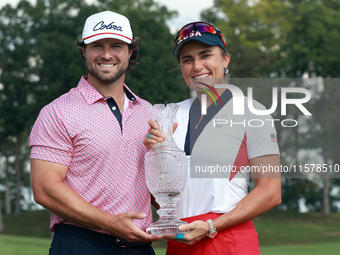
[145,103,188,236]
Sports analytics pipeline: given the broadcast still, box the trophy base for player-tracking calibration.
[146,220,189,236]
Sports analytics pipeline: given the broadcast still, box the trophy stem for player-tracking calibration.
[146,192,188,236]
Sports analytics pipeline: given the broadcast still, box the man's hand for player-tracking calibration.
[103,212,161,242]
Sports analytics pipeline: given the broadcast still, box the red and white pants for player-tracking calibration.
[166,213,260,255]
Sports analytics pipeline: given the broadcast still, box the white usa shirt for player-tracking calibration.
[172,97,280,219]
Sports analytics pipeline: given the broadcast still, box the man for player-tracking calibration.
[29,11,159,255]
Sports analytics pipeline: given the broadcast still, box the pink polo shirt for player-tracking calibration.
[29,76,152,232]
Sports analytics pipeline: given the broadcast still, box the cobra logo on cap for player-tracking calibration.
[93,21,123,33]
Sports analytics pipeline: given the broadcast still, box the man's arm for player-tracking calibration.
[31,158,160,242]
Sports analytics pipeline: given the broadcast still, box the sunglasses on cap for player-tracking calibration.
[174,22,227,51]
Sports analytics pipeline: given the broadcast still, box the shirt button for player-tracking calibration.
[112,106,116,111]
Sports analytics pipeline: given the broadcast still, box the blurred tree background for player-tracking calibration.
[0,0,340,232]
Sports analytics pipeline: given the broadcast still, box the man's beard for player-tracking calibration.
[86,62,129,84]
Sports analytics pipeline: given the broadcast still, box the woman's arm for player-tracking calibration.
[213,154,281,231]
[165,154,281,246]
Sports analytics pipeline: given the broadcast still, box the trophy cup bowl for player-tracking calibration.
[145,103,188,236]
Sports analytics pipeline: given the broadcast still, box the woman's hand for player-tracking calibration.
[162,220,209,246]
[143,120,164,150]
[143,120,178,151]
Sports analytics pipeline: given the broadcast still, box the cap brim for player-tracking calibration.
[174,35,226,58]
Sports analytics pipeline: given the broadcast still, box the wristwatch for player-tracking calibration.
[206,219,218,238]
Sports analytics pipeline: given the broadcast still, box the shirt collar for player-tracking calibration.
[77,76,139,105]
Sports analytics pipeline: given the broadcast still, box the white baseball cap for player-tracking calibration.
[82,11,133,44]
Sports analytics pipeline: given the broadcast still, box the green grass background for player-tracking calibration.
[1,210,339,255]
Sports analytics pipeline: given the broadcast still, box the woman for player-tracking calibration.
[144,21,281,255]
